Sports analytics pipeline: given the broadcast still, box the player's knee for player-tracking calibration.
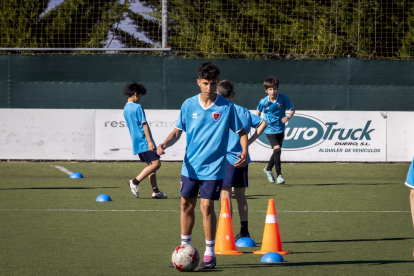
[200,200,214,213]
[273,147,281,154]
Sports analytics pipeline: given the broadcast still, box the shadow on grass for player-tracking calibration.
[285,237,414,244]
[219,260,413,268]
[289,183,396,186]
[246,195,275,199]
[0,187,121,190]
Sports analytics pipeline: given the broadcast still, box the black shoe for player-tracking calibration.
[235,232,250,241]
[169,262,174,267]
[198,258,216,270]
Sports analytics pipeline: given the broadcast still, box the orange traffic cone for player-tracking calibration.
[253,199,289,255]
[215,197,243,255]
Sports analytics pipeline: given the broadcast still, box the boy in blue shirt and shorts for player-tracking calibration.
[405,156,414,257]
[123,82,167,199]
[157,63,248,270]
[217,80,267,240]
[256,77,295,184]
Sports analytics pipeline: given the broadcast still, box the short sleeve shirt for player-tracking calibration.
[176,94,244,180]
[257,93,294,134]
[123,102,156,155]
[227,104,263,165]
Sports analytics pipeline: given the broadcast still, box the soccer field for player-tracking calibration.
[0,161,413,275]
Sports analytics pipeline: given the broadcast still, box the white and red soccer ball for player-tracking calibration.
[171,244,200,272]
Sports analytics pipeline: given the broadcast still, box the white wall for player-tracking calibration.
[0,109,95,160]
[0,109,412,161]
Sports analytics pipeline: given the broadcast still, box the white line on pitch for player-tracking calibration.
[51,166,73,175]
[0,209,409,213]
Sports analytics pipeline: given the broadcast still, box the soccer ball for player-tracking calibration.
[171,244,200,272]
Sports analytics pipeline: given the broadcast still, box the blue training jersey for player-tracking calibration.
[176,94,244,180]
[257,93,294,134]
[123,102,156,155]
[405,156,414,189]
[227,104,263,165]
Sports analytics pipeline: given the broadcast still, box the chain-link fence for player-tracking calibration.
[1,0,413,59]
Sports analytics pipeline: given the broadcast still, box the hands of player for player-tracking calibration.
[281,116,290,123]
[234,152,248,168]
[157,143,166,155]
[148,141,155,151]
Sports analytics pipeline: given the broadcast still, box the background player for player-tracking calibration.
[256,77,295,184]
[405,156,414,257]
[217,79,267,240]
[123,82,167,199]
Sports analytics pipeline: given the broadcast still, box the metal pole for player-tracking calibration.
[162,0,168,49]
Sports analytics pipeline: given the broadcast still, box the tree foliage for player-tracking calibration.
[0,0,413,59]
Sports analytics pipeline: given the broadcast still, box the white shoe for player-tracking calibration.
[127,180,139,198]
[276,175,285,185]
[152,191,167,199]
[263,167,275,183]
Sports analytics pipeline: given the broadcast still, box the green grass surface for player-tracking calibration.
[0,161,413,275]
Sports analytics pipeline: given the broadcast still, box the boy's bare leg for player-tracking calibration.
[135,159,161,182]
[234,187,248,221]
[148,171,157,189]
[181,197,197,235]
[220,187,233,218]
[200,198,217,241]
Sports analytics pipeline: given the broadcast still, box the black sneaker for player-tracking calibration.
[235,232,250,241]
[169,262,174,268]
[198,258,216,270]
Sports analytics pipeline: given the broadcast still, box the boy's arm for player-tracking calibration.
[248,120,268,146]
[157,128,183,155]
[281,109,295,123]
[142,122,154,151]
[234,128,248,168]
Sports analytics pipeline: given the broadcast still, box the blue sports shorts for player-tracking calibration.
[180,175,223,200]
[223,161,248,188]
[137,151,160,163]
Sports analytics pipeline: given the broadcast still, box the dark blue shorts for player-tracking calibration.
[223,161,248,188]
[137,151,160,163]
[180,175,223,200]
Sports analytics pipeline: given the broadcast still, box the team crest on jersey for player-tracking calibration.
[212,112,221,122]
[278,104,282,108]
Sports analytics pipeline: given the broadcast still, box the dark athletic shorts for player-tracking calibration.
[266,133,285,148]
[137,150,160,163]
[180,175,223,200]
[223,160,248,188]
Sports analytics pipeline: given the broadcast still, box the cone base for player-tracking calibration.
[215,250,243,255]
[253,250,289,255]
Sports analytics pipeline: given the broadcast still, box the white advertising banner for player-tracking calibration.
[0,109,95,160]
[386,112,414,162]
[95,109,186,161]
[249,111,387,162]
[0,109,411,162]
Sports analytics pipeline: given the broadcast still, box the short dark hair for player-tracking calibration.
[263,77,279,90]
[217,80,234,99]
[198,62,220,81]
[123,82,147,97]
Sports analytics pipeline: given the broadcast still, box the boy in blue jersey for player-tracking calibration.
[256,77,295,184]
[123,82,167,199]
[405,156,414,257]
[157,63,248,270]
[217,80,268,240]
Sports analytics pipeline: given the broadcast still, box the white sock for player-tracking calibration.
[204,239,215,257]
[181,234,192,245]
